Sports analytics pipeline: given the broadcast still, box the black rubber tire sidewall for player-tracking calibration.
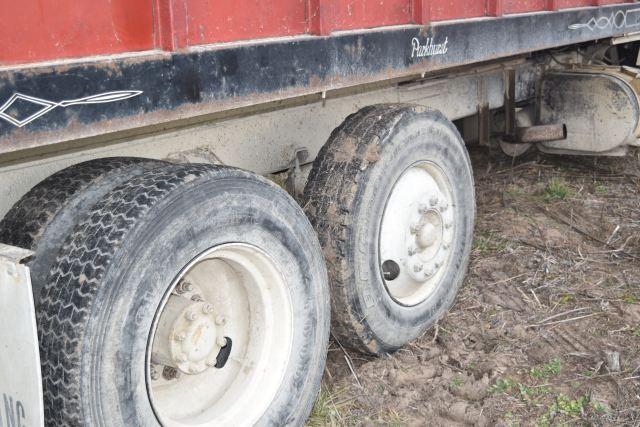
[349,109,475,352]
[49,168,328,426]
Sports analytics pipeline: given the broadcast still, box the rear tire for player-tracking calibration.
[37,163,329,426]
[304,104,475,355]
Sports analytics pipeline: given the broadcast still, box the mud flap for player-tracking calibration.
[0,244,43,427]
[538,67,640,156]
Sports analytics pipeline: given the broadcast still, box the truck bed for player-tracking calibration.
[0,1,637,156]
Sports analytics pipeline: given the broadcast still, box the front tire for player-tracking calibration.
[38,163,330,426]
[304,104,475,355]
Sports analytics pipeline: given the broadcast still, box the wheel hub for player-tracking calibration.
[379,162,455,306]
[407,200,449,283]
[151,295,227,375]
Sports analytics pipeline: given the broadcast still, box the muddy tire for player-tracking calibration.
[304,104,475,355]
[0,157,166,300]
[37,163,329,426]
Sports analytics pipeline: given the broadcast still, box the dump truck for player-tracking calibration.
[1,1,640,425]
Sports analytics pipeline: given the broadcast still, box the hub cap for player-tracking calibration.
[147,243,293,426]
[379,162,455,306]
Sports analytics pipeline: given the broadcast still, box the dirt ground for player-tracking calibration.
[309,145,640,426]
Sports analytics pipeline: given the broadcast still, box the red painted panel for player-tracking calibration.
[317,0,412,32]
[430,0,486,21]
[0,0,154,65]
[503,0,547,13]
[555,0,593,8]
[186,0,308,45]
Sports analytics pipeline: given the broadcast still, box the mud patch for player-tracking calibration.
[310,147,640,426]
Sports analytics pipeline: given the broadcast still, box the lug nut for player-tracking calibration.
[176,280,194,295]
[413,264,424,273]
[162,366,180,380]
[215,315,226,326]
[174,332,186,342]
[191,294,204,302]
[408,247,418,256]
[217,336,228,347]
[185,311,197,321]
[150,365,159,381]
[202,304,214,314]
[429,196,439,207]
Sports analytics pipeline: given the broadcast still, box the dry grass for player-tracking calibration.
[313,146,640,426]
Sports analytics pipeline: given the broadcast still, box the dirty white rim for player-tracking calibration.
[379,161,455,306]
[147,243,294,426]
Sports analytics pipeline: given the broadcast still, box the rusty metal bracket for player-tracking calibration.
[477,75,491,147]
[284,147,310,199]
[504,68,517,141]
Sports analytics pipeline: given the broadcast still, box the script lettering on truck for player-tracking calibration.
[0,393,26,427]
[411,37,449,58]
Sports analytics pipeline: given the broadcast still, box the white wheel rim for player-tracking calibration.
[379,161,455,306]
[147,243,294,426]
